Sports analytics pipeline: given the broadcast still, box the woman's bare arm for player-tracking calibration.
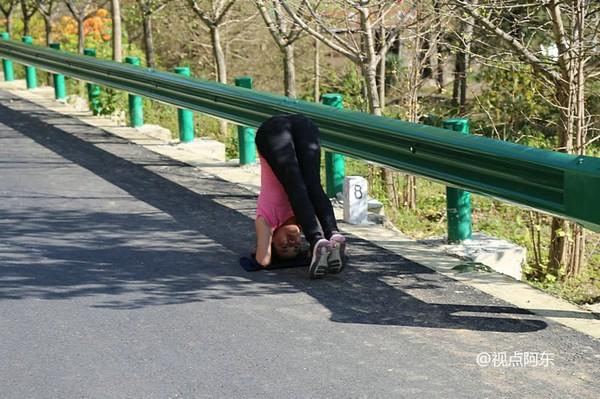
[255,216,273,266]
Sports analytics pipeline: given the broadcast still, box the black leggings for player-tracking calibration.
[255,114,339,246]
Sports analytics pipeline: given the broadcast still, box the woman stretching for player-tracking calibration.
[254,114,346,278]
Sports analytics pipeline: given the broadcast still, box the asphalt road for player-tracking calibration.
[0,90,599,398]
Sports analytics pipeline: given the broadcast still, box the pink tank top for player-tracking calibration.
[256,155,295,230]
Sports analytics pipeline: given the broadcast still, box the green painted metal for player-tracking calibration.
[83,48,101,115]
[443,118,472,243]
[22,36,37,89]
[174,67,194,143]
[125,56,143,127]
[49,43,66,100]
[1,40,599,232]
[234,76,256,165]
[1,32,14,81]
[322,93,345,197]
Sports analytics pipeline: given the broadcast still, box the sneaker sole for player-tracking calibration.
[328,241,346,274]
[309,243,329,279]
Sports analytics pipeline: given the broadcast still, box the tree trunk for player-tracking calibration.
[452,51,466,113]
[363,62,381,116]
[23,17,30,36]
[566,0,587,278]
[403,34,422,211]
[548,217,569,276]
[420,38,432,79]
[378,56,386,111]
[548,78,574,277]
[2,8,13,35]
[403,176,417,209]
[436,47,444,93]
[568,224,585,277]
[21,0,37,37]
[378,23,386,110]
[7,13,12,36]
[112,0,122,62]
[44,17,52,45]
[211,26,227,84]
[77,19,84,54]
[452,6,473,114]
[142,13,155,68]
[210,25,228,137]
[460,10,474,113]
[452,53,460,104]
[527,211,543,273]
[359,6,381,115]
[44,16,53,85]
[433,0,444,93]
[283,44,296,98]
[459,51,467,113]
[314,37,320,101]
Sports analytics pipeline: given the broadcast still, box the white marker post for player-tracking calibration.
[343,176,368,224]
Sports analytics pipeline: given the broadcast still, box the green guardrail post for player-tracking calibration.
[49,43,66,100]
[174,67,195,143]
[322,93,345,198]
[442,118,472,243]
[125,56,144,127]
[83,48,101,115]
[1,32,14,81]
[234,76,256,165]
[21,36,37,89]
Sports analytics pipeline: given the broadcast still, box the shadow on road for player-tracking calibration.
[0,97,554,334]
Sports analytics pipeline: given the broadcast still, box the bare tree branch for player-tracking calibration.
[452,0,561,81]
[280,0,360,62]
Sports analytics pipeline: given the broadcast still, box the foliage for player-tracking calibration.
[8,12,43,40]
[315,66,368,112]
[95,88,125,116]
[471,64,555,146]
[56,8,115,55]
[59,8,112,40]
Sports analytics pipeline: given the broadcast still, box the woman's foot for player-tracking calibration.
[308,238,330,279]
[327,233,346,274]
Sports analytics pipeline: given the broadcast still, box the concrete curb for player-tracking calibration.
[2,79,598,340]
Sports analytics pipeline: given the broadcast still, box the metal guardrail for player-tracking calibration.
[1,39,599,232]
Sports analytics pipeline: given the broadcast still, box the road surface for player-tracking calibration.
[0,90,598,398]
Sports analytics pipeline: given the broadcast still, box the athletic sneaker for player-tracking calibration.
[328,233,346,274]
[308,238,330,279]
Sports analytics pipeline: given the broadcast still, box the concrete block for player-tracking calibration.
[420,232,526,280]
[343,176,368,224]
[368,197,384,215]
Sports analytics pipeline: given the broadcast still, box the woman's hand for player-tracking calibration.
[255,216,273,267]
